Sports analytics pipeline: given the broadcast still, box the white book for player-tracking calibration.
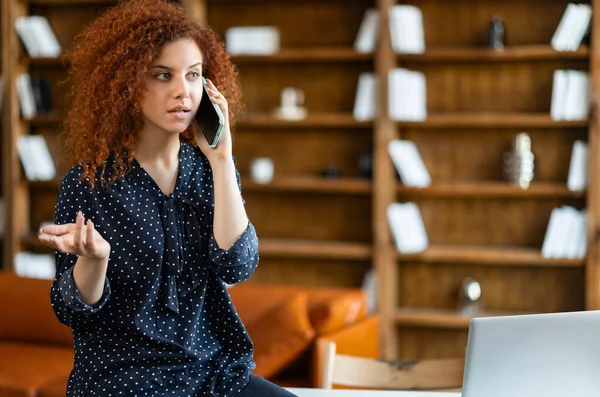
[403,5,425,54]
[388,5,425,54]
[27,16,61,58]
[570,4,592,51]
[409,70,427,120]
[27,135,56,181]
[388,139,431,187]
[17,135,56,181]
[567,140,588,191]
[577,209,588,258]
[563,70,579,120]
[542,207,566,258]
[388,68,427,121]
[15,252,55,280]
[16,73,37,119]
[563,206,581,259]
[225,26,279,55]
[551,3,580,51]
[354,8,379,53]
[15,16,41,57]
[353,73,377,121]
[567,209,586,259]
[556,206,578,258]
[576,70,591,120]
[562,4,591,51]
[387,202,428,253]
[17,136,39,181]
[550,70,568,120]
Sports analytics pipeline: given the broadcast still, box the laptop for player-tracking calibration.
[462,310,600,397]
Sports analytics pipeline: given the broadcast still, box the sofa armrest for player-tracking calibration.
[311,315,380,388]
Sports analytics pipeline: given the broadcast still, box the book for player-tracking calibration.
[387,202,429,253]
[354,8,379,53]
[388,5,425,54]
[567,140,588,191]
[225,26,280,55]
[15,15,61,58]
[551,3,592,52]
[353,72,378,121]
[17,135,56,181]
[388,139,431,187]
[15,252,55,279]
[541,206,587,259]
[388,68,427,121]
[16,74,37,119]
[550,69,590,121]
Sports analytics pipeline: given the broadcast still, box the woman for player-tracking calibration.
[39,1,296,396]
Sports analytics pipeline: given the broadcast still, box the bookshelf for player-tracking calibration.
[2,0,600,365]
[1,0,120,268]
[374,0,600,362]
[0,0,5,263]
[205,0,375,290]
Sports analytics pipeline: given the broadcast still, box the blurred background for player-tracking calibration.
[0,0,595,393]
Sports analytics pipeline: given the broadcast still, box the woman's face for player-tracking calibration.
[141,38,204,135]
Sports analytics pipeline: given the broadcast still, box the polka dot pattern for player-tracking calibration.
[50,141,259,396]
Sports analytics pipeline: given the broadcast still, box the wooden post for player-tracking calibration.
[374,0,399,360]
[180,0,207,24]
[586,0,600,310]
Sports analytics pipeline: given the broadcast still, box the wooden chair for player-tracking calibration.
[321,342,464,391]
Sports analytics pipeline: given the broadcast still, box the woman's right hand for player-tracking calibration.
[39,210,111,261]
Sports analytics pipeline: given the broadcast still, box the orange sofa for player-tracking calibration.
[0,272,379,396]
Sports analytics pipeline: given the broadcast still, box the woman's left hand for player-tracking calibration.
[194,78,232,163]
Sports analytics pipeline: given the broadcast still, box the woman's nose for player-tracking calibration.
[173,76,190,98]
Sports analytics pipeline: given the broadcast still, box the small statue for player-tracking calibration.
[459,277,482,316]
[503,133,534,189]
[488,15,505,50]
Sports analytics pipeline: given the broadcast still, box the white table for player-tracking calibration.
[286,389,461,397]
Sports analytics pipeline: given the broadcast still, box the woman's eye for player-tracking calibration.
[156,73,170,80]
[188,72,200,80]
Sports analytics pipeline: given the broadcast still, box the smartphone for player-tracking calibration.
[195,76,225,148]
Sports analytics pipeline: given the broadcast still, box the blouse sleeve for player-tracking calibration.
[207,164,259,284]
[50,166,111,330]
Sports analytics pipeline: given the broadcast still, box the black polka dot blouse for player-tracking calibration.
[50,141,259,396]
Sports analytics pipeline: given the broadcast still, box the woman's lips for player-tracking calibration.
[168,111,189,120]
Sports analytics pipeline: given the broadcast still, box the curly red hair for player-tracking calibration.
[61,0,243,186]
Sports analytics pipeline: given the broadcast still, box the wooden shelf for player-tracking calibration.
[231,47,372,63]
[244,177,371,195]
[26,115,61,126]
[395,307,536,329]
[27,0,117,5]
[29,180,60,190]
[396,113,589,129]
[24,57,66,67]
[397,45,589,63]
[237,113,371,129]
[396,245,584,267]
[398,182,585,199]
[21,233,50,252]
[259,238,372,260]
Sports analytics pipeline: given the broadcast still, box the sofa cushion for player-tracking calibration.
[309,294,368,336]
[38,376,69,397]
[229,285,368,332]
[0,342,73,397]
[0,273,72,346]
[246,293,315,379]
